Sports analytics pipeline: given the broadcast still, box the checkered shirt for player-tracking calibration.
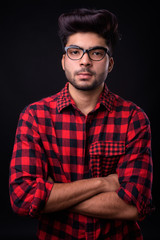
[9,83,153,240]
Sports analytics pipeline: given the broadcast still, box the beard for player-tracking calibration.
[65,68,107,91]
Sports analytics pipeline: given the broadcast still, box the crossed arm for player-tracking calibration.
[43,174,138,221]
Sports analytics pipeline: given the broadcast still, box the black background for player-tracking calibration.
[1,1,159,239]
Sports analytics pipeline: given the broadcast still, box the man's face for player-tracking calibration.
[61,32,114,91]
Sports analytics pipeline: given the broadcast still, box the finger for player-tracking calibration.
[48,176,54,183]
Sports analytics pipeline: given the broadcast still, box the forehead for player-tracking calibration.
[66,32,107,48]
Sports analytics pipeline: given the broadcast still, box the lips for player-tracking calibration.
[78,71,92,75]
[77,72,93,79]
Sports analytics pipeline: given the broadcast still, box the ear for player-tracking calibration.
[61,54,65,71]
[108,57,114,73]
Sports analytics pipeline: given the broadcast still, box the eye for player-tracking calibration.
[91,50,103,56]
[68,48,82,56]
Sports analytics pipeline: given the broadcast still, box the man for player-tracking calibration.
[9,8,153,239]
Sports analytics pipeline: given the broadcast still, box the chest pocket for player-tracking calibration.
[89,141,125,177]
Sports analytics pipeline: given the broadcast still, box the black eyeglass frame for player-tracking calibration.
[64,45,111,61]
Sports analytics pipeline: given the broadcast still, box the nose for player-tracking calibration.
[79,52,92,67]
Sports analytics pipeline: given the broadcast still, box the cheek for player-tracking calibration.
[96,61,109,74]
[95,62,110,80]
[64,59,74,72]
[63,60,76,79]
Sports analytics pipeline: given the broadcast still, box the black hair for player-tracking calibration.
[58,8,120,55]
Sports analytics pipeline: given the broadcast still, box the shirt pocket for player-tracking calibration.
[89,141,125,177]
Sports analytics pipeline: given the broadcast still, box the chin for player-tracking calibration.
[69,78,102,91]
[71,82,98,91]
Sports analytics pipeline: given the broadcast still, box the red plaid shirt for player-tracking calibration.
[9,83,153,240]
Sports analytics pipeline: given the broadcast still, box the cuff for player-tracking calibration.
[116,183,154,220]
[29,178,53,217]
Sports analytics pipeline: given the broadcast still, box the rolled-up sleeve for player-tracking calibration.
[116,108,154,220]
[9,106,53,218]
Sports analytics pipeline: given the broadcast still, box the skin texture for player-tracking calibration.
[62,32,114,92]
[43,32,138,220]
[43,174,120,213]
[61,32,114,115]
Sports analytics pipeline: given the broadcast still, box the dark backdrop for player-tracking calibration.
[1,1,159,239]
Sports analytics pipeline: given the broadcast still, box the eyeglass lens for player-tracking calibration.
[67,48,106,61]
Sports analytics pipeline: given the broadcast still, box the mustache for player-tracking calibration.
[74,68,96,75]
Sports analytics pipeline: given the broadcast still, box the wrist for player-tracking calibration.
[89,177,105,194]
[99,174,120,193]
[93,177,108,193]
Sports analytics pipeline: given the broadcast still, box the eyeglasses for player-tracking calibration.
[64,45,111,61]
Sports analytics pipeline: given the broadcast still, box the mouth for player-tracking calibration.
[77,72,93,79]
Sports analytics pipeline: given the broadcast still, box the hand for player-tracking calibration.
[47,176,54,183]
[101,174,120,192]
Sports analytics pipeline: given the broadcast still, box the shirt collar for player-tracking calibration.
[57,82,73,113]
[57,82,115,113]
[98,83,115,112]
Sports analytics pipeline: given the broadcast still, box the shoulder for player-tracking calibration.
[17,91,62,126]
[111,91,150,125]
[21,92,60,115]
[113,92,138,111]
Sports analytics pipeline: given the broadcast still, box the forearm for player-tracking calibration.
[43,177,104,213]
[71,192,139,221]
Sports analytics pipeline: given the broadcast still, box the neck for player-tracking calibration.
[68,83,104,116]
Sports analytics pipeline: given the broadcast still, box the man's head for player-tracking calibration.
[58,9,120,92]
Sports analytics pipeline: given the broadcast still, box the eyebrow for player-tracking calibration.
[67,45,107,50]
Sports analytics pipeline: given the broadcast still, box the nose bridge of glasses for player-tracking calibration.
[81,49,92,60]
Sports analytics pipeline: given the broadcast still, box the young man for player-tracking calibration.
[9,9,153,239]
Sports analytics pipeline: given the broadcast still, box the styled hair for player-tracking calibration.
[58,8,120,55]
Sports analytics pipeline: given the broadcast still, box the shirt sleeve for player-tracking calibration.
[9,106,53,218]
[116,107,154,220]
